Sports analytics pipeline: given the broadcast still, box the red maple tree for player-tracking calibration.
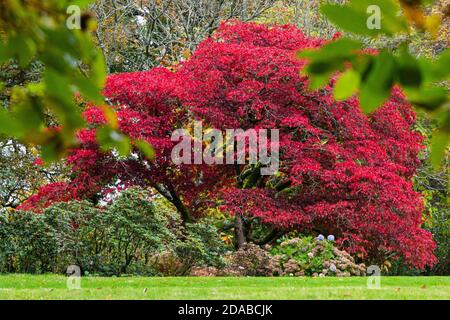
[20,21,436,269]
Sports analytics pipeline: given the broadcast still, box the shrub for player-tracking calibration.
[149,220,228,276]
[0,187,226,276]
[97,189,177,275]
[270,235,334,276]
[181,220,227,268]
[425,208,450,275]
[216,235,365,277]
[269,234,366,277]
[0,211,58,273]
[222,243,272,276]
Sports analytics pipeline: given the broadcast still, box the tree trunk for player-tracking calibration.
[169,188,192,224]
[234,214,246,248]
[155,183,193,224]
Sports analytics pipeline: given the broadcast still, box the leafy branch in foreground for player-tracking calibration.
[297,0,449,167]
[0,0,153,163]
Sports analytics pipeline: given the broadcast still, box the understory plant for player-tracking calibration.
[269,234,366,277]
[271,235,334,275]
[0,187,226,275]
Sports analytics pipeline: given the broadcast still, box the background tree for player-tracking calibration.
[0,141,68,213]
[92,0,277,72]
[2,0,446,274]
[0,46,68,213]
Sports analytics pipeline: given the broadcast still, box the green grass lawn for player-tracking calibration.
[0,275,448,300]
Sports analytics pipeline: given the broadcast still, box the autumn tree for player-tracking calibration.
[21,21,436,269]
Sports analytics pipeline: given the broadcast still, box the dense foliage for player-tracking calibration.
[1,188,225,275]
[0,0,106,161]
[20,21,437,270]
[269,234,366,277]
[193,235,366,277]
[298,0,449,166]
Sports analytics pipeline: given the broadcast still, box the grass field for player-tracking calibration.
[0,275,448,300]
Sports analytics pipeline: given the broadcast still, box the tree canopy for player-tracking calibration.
[19,21,437,269]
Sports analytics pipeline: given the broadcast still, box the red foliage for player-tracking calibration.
[19,21,436,269]
[18,182,75,213]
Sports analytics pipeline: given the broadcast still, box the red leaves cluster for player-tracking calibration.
[21,21,436,269]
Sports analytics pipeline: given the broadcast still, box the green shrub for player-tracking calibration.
[181,220,227,268]
[271,235,334,276]
[426,207,450,275]
[269,234,365,277]
[0,211,58,273]
[0,187,226,276]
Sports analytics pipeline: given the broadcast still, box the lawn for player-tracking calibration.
[0,275,449,300]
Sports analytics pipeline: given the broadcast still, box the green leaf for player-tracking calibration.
[360,51,395,113]
[135,140,155,160]
[298,38,362,61]
[405,86,448,111]
[73,74,104,104]
[419,49,450,83]
[40,139,64,163]
[42,27,79,58]
[44,70,85,131]
[436,48,450,77]
[321,4,372,35]
[307,59,344,75]
[11,95,46,133]
[321,0,408,36]
[396,45,422,88]
[334,69,360,100]
[430,130,449,168]
[56,0,92,10]
[97,126,131,156]
[100,106,119,128]
[306,74,332,90]
[0,108,22,136]
[40,48,71,74]
[90,50,107,88]
[298,38,362,90]
[9,35,36,68]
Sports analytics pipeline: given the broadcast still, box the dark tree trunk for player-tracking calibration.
[233,162,247,248]
[234,214,246,248]
[154,183,193,224]
[168,187,192,224]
